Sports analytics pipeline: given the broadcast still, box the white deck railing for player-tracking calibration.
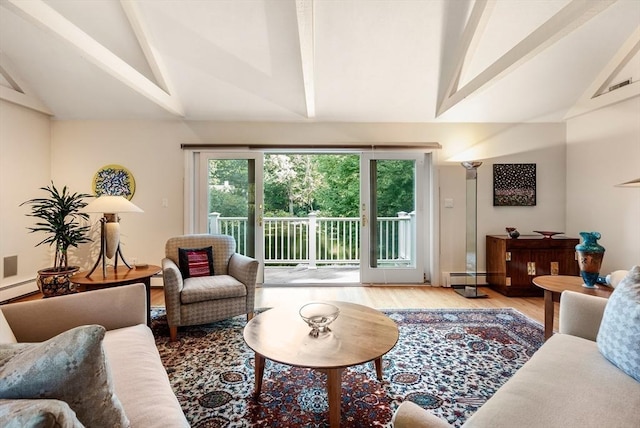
[209,212,415,267]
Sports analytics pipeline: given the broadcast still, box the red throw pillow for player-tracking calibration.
[178,247,214,279]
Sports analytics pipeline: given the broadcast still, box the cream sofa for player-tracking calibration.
[392,290,640,428]
[0,283,189,427]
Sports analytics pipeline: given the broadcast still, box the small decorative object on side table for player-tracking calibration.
[505,227,520,239]
[575,231,606,288]
[533,230,564,239]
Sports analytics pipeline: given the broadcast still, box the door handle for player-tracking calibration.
[361,203,367,227]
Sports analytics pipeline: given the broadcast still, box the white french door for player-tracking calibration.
[360,152,427,283]
[188,151,265,282]
[186,149,432,285]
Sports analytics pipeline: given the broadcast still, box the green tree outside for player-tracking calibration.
[208,155,414,218]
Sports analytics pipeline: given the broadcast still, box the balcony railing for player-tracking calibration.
[209,212,415,267]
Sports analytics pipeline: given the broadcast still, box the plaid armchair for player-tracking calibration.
[162,234,259,341]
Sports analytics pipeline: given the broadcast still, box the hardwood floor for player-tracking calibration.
[12,284,559,333]
[151,285,556,332]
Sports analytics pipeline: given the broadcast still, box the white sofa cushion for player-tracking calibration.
[597,265,640,382]
[103,324,190,428]
[0,310,17,344]
[463,333,640,427]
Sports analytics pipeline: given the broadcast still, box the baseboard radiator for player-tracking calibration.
[0,278,38,303]
[441,271,488,288]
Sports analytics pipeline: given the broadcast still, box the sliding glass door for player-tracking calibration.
[191,152,265,281]
[186,149,431,285]
[360,152,426,283]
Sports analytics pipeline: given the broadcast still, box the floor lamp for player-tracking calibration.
[82,195,143,278]
[454,161,488,298]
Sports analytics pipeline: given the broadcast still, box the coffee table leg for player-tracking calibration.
[327,368,343,428]
[374,357,384,381]
[544,290,554,341]
[254,353,265,396]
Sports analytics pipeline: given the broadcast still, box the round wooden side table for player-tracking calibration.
[533,275,613,340]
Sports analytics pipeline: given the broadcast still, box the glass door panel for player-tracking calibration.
[361,153,425,283]
[198,153,264,281]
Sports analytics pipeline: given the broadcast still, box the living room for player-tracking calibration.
[1,1,639,427]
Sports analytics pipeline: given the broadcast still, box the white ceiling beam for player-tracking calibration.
[0,52,52,115]
[437,0,617,117]
[296,0,316,119]
[565,26,640,120]
[3,0,184,117]
[119,0,174,95]
[437,0,492,113]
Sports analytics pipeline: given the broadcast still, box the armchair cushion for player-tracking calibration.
[181,275,247,304]
[178,246,214,278]
[0,325,129,427]
[163,234,258,334]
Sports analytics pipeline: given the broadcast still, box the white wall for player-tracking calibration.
[3,101,635,294]
[49,120,566,285]
[566,96,640,273]
[0,100,51,300]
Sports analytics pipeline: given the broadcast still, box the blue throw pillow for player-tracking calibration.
[596,265,640,382]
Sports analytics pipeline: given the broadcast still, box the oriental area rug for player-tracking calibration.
[151,308,544,428]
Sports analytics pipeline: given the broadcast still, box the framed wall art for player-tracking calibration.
[92,164,136,200]
[493,163,536,206]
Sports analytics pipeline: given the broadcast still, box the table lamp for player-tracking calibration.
[82,195,143,278]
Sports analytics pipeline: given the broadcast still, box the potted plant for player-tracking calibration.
[21,182,93,297]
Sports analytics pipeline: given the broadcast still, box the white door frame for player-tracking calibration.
[185,148,436,285]
[184,149,265,283]
[360,151,429,284]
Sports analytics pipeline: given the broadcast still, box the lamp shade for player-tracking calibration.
[615,178,640,187]
[82,195,143,214]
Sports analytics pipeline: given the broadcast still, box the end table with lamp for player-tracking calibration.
[71,264,161,326]
[76,194,156,325]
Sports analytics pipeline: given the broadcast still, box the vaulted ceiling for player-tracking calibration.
[1,0,639,122]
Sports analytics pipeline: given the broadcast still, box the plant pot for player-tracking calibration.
[37,266,80,298]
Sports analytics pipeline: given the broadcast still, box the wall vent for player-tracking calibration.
[609,78,632,92]
[3,255,17,278]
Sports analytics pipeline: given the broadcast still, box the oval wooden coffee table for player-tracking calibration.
[243,301,399,428]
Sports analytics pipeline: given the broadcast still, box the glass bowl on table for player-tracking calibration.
[299,302,340,338]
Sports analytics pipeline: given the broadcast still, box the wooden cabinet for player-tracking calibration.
[486,235,580,297]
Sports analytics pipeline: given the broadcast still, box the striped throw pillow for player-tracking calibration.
[178,247,214,279]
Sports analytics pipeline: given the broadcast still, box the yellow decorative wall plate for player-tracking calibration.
[92,164,136,200]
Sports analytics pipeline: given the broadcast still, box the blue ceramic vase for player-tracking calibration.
[575,232,605,288]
